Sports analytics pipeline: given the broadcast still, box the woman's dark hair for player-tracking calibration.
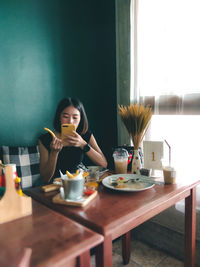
[53,97,88,135]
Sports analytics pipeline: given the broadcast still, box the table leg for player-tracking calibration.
[185,187,196,267]
[77,251,91,267]
[122,231,131,264]
[95,235,112,267]
[16,248,32,267]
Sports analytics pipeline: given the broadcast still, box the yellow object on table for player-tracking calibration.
[42,184,61,192]
[85,181,99,189]
[15,177,23,196]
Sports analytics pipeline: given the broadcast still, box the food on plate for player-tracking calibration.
[110,176,145,189]
[116,176,128,183]
[44,127,56,139]
[110,176,128,186]
[115,184,128,189]
[84,188,95,196]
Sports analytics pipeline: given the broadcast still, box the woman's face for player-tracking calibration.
[60,105,81,129]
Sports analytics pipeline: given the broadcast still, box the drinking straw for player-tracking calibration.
[164,140,171,166]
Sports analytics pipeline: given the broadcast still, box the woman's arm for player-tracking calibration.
[86,135,107,168]
[38,137,63,183]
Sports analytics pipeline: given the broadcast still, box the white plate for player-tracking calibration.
[102,174,155,192]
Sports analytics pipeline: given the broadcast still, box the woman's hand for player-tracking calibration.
[50,136,63,152]
[64,131,86,148]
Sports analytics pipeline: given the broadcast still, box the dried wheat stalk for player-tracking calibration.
[118,103,152,149]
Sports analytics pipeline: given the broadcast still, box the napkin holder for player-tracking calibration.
[143,141,164,177]
[0,165,32,224]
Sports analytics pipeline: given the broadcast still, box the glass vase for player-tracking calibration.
[131,149,141,174]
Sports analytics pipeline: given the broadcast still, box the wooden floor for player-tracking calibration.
[91,239,184,267]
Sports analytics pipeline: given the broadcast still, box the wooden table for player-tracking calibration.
[25,177,200,267]
[0,199,103,267]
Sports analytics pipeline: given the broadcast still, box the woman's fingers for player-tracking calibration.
[51,137,63,151]
[65,132,83,147]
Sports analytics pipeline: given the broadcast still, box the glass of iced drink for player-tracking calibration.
[113,148,129,174]
[84,168,99,189]
[163,166,177,184]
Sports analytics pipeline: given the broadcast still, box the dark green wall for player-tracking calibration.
[0,0,117,162]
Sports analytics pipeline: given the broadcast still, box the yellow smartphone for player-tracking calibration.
[61,124,76,146]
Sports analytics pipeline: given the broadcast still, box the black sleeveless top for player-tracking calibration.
[39,130,92,179]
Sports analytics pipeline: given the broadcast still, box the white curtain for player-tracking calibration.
[130,0,200,211]
[131,0,200,115]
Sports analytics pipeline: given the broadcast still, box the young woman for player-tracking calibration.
[39,97,107,183]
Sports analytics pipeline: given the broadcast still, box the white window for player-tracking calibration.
[130,0,200,210]
[146,115,200,174]
[131,0,200,102]
[131,0,200,170]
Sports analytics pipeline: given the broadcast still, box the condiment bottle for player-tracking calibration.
[1,164,18,187]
